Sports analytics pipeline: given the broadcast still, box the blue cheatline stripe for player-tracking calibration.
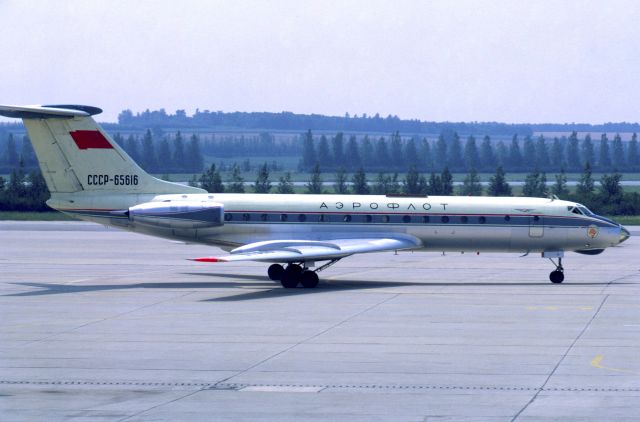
[221,212,616,228]
[61,209,619,228]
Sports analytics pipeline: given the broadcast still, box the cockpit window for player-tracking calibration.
[578,206,593,215]
[568,206,583,215]
[568,204,595,216]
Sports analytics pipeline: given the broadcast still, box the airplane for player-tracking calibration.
[0,104,630,288]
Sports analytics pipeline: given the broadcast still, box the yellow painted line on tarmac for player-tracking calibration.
[591,355,639,375]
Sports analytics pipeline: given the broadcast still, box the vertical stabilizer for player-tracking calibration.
[0,104,205,195]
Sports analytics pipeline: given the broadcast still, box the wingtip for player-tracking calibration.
[188,257,227,263]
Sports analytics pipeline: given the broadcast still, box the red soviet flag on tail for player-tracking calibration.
[70,130,113,150]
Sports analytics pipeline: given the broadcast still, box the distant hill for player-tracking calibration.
[3,108,639,136]
[115,109,534,136]
[111,108,639,136]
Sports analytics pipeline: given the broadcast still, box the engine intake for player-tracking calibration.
[129,201,224,229]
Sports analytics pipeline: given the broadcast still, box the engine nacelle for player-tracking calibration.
[129,200,224,229]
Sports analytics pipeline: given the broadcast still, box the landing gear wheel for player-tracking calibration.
[281,264,302,288]
[549,270,564,284]
[300,270,319,288]
[267,264,284,281]
[547,257,565,284]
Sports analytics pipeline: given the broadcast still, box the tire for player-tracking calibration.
[281,264,302,288]
[549,270,564,284]
[267,264,284,281]
[300,270,319,288]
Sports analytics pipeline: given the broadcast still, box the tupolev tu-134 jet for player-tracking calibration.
[0,104,630,288]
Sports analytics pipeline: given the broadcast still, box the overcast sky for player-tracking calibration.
[1,0,639,123]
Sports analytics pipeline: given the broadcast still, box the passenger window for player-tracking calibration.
[224,213,232,221]
[478,216,486,224]
[280,214,288,222]
[242,213,250,221]
[460,216,468,223]
[441,216,449,223]
[402,215,411,223]
[422,216,430,223]
[533,215,540,221]
[343,215,352,222]
[365,215,373,223]
[298,214,307,222]
[260,214,268,221]
[504,215,511,221]
[318,214,326,222]
[382,215,390,223]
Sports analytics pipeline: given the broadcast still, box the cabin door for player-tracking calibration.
[529,216,544,238]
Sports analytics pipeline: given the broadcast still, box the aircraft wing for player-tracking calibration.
[191,236,422,263]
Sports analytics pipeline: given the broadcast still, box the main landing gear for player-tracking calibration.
[267,263,318,288]
[267,260,339,289]
[548,257,565,284]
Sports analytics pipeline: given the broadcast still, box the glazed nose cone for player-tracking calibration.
[619,226,630,244]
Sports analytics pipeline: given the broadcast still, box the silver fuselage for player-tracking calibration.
[49,192,628,256]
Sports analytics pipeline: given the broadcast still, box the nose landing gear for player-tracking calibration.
[548,257,564,283]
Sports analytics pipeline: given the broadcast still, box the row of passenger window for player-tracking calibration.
[223,213,521,224]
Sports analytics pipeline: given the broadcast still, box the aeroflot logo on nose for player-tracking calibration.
[70,130,114,150]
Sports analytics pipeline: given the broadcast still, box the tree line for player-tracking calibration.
[111,130,204,173]
[199,132,298,157]
[0,165,49,211]
[3,127,640,175]
[0,133,38,173]
[299,130,640,173]
[0,130,295,174]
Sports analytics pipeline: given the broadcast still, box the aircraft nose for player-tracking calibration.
[619,225,631,244]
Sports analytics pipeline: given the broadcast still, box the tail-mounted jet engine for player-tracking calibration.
[128,201,224,229]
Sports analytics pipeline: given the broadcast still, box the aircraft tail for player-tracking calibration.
[0,104,204,195]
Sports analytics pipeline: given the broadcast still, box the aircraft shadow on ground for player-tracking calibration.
[5,279,421,300]
[4,271,630,302]
[196,277,631,302]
